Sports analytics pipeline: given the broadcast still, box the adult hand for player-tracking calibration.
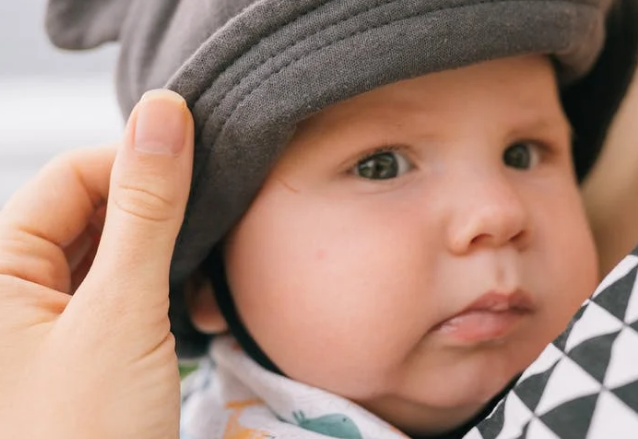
[0,90,194,439]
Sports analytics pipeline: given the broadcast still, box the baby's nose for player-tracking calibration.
[446,174,531,254]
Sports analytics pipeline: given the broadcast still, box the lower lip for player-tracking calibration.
[432,310,528,344]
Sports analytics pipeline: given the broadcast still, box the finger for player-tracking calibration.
[67,207,104,292]
[0,146,115,292]
[64,205,105,275]
[78,90,194,316]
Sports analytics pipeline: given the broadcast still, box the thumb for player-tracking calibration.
[77,90,194,315]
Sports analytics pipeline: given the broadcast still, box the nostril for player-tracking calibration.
[470,234,493,247]
[466,217,529,249]
[510,228,530,248]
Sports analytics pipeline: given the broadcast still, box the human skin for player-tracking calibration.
[582,65,638,276]
[0,90,191,439]
[195,55,600,436]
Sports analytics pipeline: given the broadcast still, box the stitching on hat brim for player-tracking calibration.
[195,0,597,142]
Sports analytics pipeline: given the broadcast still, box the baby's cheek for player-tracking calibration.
[538,185,598,316]
[227,197,425,396]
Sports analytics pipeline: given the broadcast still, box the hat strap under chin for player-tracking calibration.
[205,248,284,375]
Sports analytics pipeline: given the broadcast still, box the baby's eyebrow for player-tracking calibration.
[517,113,574,141]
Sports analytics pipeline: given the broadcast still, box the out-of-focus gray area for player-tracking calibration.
[0,1,122,206]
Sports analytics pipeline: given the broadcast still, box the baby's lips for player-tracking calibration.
[430,289,535,344]
[432,308,530,344]
[461,290,536,314]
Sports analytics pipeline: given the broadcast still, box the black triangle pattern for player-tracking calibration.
[592,266,637,321]
[567,331,620,383]
[468,256,638,439]
[553,305,587,353]
[539,394,599,439]
[514,362,559,412]
[476,398,506,438]
[610,379,638,412]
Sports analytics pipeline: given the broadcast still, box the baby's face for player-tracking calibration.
[223,55,598,435]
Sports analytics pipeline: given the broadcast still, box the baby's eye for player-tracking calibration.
[354,151,412,180]
[503,142,541,170]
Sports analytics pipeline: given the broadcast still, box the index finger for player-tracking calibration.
[0,145,116,290]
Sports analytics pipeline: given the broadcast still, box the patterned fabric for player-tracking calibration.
[180,336,409,439]
[181,251,638,439]
[466,253,638,439]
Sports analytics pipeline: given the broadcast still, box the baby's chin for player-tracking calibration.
[357,392,496,437]
[352,353,529,435]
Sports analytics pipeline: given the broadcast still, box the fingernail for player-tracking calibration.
[134,89,187,155]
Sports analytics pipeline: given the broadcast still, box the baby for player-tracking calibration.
[179,54,597,439]
[44,0,637,437]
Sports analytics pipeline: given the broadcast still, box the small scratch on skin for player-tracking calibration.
[277,177,299,193]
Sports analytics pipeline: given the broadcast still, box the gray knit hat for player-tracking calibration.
[47,0,638,358]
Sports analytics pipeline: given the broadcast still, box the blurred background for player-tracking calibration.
[0,1,122,206]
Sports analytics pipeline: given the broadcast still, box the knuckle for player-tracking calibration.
[113,183,176,223]
[40,150,91,190]
[45,149,84,173]
[43,146,114,179]
[39,152,74,179]
[0,232,70,292]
